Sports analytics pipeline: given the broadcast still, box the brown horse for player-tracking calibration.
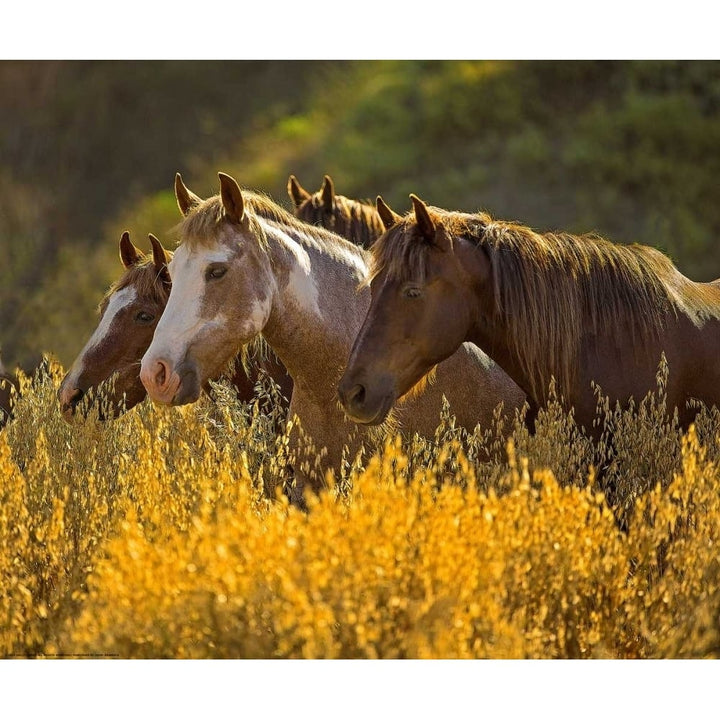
[0,350,18,429]
[140,173,524,500]
[339,195,720,434]
[58,229,292,422]
[288,174,386,249]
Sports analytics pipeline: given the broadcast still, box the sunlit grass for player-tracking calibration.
[1,359,718,658]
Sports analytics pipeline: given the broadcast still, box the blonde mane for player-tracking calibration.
[176,189,369,265]
[371,206,720,403]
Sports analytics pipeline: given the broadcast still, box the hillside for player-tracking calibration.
[2,60,720,369]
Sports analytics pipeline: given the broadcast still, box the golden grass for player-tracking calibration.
[1,359,718,658]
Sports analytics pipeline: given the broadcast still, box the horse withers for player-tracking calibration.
[339,195,720,434]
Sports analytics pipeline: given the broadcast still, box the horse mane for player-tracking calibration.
[101,257,170,312]
[372,206,720,403]
[296,192,385,249]
[177,189,369,264]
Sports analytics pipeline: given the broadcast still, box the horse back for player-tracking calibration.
[574,311,720,431]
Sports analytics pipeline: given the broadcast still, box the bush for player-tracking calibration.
[1,359,718,658]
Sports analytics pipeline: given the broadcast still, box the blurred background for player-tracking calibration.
[2,60,720,372]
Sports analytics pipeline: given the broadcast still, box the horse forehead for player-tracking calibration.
[370,265,402,293]
[169,242,235,274]
[374,273,400,299]
[104,285,138,316]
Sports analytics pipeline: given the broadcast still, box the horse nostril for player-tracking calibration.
[155,359,169,389]
[347,383,366,408]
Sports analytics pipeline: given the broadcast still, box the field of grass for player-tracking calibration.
[1,358,719,659]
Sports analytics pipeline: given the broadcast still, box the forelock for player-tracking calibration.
[102,258,169,313]
[365,213,437,288]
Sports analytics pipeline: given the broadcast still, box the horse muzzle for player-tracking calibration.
[338,373,396,425]
[140,356,200,406]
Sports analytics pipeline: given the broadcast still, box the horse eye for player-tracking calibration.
[135,311,155,324]
[403,285,423,299]
[206,265,228,281]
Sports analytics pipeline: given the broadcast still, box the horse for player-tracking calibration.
[288,174,386,249]
[140,173,524,500]
[0,350,18,429]
[58,229,292,423]
[338,194,720,435]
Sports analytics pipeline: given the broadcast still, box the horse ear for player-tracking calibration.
[175,172,202,216]
[288,175,310,207]
[376,196,402,230]
[218,172,245,224]
[410,194,437,242]
[410,194,452,251]
[148,234,171,283]
[320,174,335,211]
[119,231,144,268]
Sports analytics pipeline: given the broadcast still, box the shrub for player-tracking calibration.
[0,359,718,658]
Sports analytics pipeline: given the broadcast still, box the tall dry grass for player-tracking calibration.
[1,358,718,658]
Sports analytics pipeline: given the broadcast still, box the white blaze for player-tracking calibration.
[144,244,232,367]
[66,286,137,382]
[89,287,137,352]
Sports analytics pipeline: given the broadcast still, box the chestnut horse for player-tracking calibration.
[288,174,385,249]
[140,173,524,500]
[339,195,720,434]
[58,229,292,422]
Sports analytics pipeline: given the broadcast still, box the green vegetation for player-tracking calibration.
[2,61,720,370]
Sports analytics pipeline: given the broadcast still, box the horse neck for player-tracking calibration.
[258,218,371,399]
[471,320,542,410]
[455,239,545,408]
[467,310,537,407]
